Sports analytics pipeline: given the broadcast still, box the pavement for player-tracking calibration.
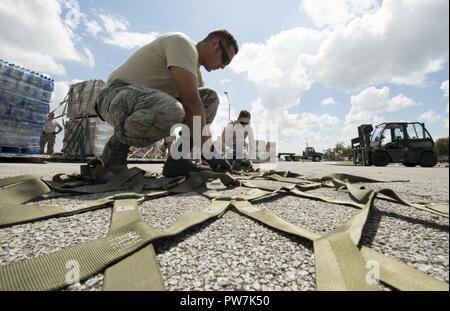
[0,160,448,291]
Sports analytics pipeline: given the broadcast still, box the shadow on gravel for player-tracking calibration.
[377,210,449,232]
[361,207,449,248]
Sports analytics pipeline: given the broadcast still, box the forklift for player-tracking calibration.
[351,122,438,167]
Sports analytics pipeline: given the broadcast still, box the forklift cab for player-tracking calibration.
[371,123,434,150]
[352,122,437,167]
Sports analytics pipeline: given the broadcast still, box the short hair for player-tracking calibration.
[238,110,251,119]
[206,29,239,55]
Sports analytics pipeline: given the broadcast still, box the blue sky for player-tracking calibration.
[0,0,448,153]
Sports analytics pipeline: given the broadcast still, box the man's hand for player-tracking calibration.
[169,66,211,145]
[202,143,232,173]
[204,157,232,173]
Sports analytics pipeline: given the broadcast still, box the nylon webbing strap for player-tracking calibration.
[314,232,378,291]
[241,181,295,192]
[0,192,170,229]
[330,180,449,218]
[0,175,37,188]
[313,185,378,290]
[46,167,145,194]
[0,199,230,291]
[103,198,165,291]
[264,173,316,185]
[0,178,51,205]
[378,189,449,218]
[103,246,164,291]
[234,181,448,291]
[200,186,281,203]
[0,169,448,291]
[159,200,230,237]
[233,188,378,291]
[0,198,113,228]
[320,173,409,184]
[0,221,161,291]
[232,200,320,241]
[289,188,366,209]
[0,172,201,229]
[241,180,366,209]
[360,246,449,291]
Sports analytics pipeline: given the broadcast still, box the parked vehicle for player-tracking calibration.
[351,122,437,167]
[278,147,323,162]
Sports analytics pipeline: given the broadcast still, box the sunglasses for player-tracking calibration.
[219,40,231,66]
[239,121,249,126]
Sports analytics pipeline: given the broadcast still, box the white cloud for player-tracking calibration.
[85,20,103,38]
[301,0,379,29]
[231,0,447,150]
[220,78,231,85]
[321,97,337,106]
[82,47,96,68]
[62,0,84,30]
[245,97,340,152]
[103,31,159,50]
[442,80,449,98]
[418,110,440,124]
[0,0,89,76]
[441,80,449,113]
[344,86,418,137]
[301,0,449,89]
[98,14,128,33]
[233,0,448,93]
[441,80,449,128]
[231,27,326,95]
[50,81,72,114]
[96,14,159,49]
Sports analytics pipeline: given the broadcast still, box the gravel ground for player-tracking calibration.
[0,161,448,291]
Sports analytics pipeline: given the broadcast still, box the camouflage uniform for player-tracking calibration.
[40,133,56,155]
[95,79,220,166]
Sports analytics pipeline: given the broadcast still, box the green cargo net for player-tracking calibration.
[0,166,448,291]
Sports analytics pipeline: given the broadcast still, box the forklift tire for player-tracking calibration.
[372,151,390,167]
[419,151,437,167]
[403,162,417,167]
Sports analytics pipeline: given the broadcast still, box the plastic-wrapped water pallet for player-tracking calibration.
[0,59,52,154]
[67,80,106,119]
[62,117,113,158]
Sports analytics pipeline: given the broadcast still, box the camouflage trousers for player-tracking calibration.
[95,79,220,148]
[40,132,56,155]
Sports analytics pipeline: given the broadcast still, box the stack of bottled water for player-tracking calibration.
[93,119,113,156]
[0,59,53,154]
[62,80,113,158]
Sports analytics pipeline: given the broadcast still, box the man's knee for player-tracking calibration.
[118,101,185,147]
[96,82,140,128]
[199,87,219,105]
[199,87,219,124]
